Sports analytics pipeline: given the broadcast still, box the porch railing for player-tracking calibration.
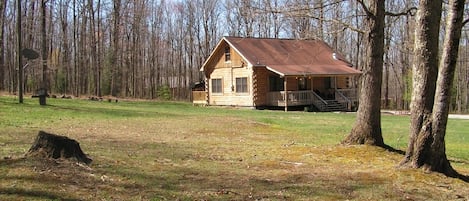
[311,91,328,111]
[335,90,352,111]
[267,90,314,106]
[267,89,356,111]
[336,88,357,101]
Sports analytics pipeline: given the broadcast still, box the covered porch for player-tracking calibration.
[265,75,359,112]
[267,89,357,111]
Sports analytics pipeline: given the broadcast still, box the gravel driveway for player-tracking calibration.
[382,110,469,120]
[448,114,469,120]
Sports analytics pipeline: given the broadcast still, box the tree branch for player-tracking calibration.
[259,0,347,14]
[260,0,366,34]
[385,7,418,17]
[356,0,374,17]
[463,18,469,26]
[281,11,366,34]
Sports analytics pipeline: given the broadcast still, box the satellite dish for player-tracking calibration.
[332,52,338,60]
[22,48,39,60]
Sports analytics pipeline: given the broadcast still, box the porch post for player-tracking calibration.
[334,76,337,90]
[334,76,337,99]
[205,77,209,105]
[284,77,288,112]
[311,77,314,90]
[310,77,314,105]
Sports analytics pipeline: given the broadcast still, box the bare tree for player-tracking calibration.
[401,0,465,177]
[55,0,69,94]
[148,1,165,99]
[0,0,6,91]
[110,0,122,97]
[456,33,469,113]
[87,0,99,96]
[342,0,385,146]
[41,0,48,93]
[17,0,23,103]
[401,0,443,167]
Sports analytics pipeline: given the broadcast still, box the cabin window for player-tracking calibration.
[211,78,222,93]
[225,46,231,62]
[235,77,248,93]
[269,76,284,91]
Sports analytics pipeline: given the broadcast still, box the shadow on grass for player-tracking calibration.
[0,157,94,200]
[0,188,81,201]
[382,144,406,155]
[380,144,469,183]
[0,157,27,166]
[101,165,364,200]
[47,104,164,118]
[456,173,469,182]
[0,96,184,119]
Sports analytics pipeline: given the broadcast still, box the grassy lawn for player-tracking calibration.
[0,95,468,200]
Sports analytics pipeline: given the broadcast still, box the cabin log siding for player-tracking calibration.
[253,67,270,106]
[336,76,350,89]
[208,44,253,106]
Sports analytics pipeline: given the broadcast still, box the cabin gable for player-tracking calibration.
[203,39,254,107]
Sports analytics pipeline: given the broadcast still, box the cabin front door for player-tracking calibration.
[312,77,335,100]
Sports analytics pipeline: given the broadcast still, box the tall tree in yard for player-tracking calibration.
[41,0,48,92]
[401,0,465,177]
[110,0,122,97]
[342,0,385,146]
[0,0,5,91]
[17,0,23,103]
[401,0,442,170]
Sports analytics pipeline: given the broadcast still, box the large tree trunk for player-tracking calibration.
[59,1,70,95]
[401,0,464,177]
[41,0,48,92]
[427,0,465,175]
[342,1,385,146]
[401,0,442,166]
[17,0,23,103]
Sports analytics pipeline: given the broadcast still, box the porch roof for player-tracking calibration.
[224,37,362,76]
[265,64,362,76]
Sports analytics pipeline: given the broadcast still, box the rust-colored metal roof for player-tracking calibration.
[224,37,361,76]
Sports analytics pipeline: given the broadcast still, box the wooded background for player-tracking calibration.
[0,0,468,112]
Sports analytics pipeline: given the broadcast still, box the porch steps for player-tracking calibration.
[317,100,347,112]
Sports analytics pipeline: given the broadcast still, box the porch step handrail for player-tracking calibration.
[336,88,357,101]
[311,91,328,111]
[335,90,352,111]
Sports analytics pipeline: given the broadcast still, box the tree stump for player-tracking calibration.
[26,131,92,165]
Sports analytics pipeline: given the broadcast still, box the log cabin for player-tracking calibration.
[194,36,362,111]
